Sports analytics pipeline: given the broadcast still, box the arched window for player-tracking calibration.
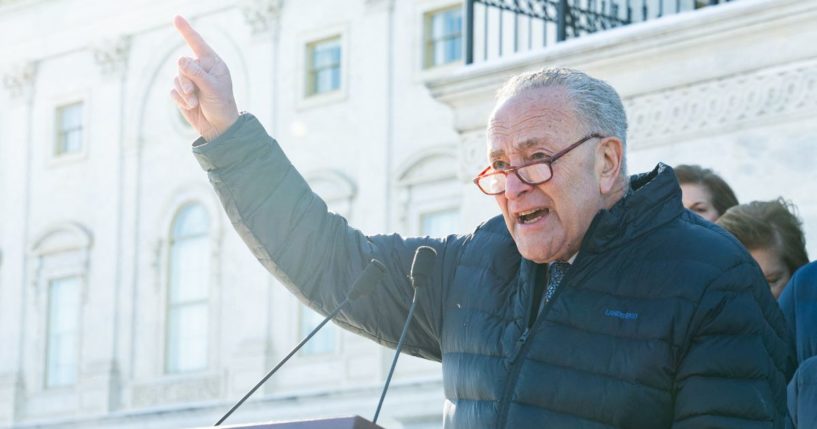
[166,203,210,373]
[395,147,462,236]
[29,222,92,391]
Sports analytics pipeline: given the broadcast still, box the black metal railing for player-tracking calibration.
[465,0,734,64]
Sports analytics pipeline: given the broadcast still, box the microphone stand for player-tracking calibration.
[214,259,386,426]
[372,246,436,425]
[372,288,419,424]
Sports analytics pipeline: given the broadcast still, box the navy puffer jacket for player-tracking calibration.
[194,114,793,428]
[780,261,817,427]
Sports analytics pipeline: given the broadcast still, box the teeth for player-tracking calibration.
[517,208,547,224]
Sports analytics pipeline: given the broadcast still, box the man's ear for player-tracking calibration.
[595,137,624,194]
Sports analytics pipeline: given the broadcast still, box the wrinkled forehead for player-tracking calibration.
[486,87,581,152]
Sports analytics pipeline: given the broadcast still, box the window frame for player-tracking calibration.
[47,93,90,166]
[422,5,464,69]
[164,203,212,375]
[54,101,84,157]
[305,36,343,97]
[297,24,349,110]
[44,275,81,388]
[27,222,92,403]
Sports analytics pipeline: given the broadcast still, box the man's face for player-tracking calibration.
[487,87,606,263]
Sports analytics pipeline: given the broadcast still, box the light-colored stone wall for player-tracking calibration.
[0,0,456,427]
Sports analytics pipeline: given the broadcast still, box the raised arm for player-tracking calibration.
[171,17,458,361]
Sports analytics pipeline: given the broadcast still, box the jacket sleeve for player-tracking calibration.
[779,262,817,367]
[671,261,795,429]
[778,274,800,370]
[192,114,464,361]
[787,356,817,429]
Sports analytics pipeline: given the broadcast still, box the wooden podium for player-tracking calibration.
[208,416,384,429]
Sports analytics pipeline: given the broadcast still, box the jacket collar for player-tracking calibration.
[580,162,684,255]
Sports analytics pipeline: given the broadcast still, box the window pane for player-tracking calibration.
[315,67,341,95]
[444,37,462,64]
[443,10,462,35]
[169,235,210,303]
[167,203,211,374]
[47,277,80,387]
[166,304,208,373]
[299,305,336,355]
[56,102,83,156]
[313,41,340,68]
[60,103,82,129]
[172,204,209,238]
[420,209,459,237]
[426,8,463,68]
[63,129,82,153]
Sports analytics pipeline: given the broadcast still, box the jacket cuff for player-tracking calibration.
[191,113,269,172]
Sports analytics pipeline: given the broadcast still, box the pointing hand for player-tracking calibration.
[171,15,239,142]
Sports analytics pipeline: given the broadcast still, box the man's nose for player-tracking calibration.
[504,171,532,200]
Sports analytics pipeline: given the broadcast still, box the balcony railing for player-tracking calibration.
[465,0,734,64]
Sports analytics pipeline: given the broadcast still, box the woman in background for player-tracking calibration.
[717,198,809,298]
[674,164,739,222]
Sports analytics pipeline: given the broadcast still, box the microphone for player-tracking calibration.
[214,259,387,426]
[372,246,437,424]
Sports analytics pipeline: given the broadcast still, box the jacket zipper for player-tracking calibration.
[496,260,583,429]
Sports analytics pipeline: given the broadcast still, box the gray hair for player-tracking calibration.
[495,67,628,176]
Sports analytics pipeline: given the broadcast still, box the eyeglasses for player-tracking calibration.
[473,133,604,195]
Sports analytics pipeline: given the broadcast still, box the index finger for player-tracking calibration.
[173,15,216,58]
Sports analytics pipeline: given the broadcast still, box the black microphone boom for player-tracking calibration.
[214,259,387,426]
[372,246,437,424]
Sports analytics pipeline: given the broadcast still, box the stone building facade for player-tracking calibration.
[0,0,815,428]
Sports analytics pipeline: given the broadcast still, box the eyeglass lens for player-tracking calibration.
[477,163,553,194]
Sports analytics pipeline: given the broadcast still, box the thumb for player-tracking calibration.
[177,57,213,91]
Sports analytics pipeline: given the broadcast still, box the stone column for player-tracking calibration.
[0,60,38,425]
[73,35,131,415]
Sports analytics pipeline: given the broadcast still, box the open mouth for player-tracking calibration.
[517,208,549,225]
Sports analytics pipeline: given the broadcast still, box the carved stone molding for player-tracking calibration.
[29,222,94,306]
[459,130,487,183]
[241,0,283,35]
[625,60,817,150]
[2,61,37,99]
[395,147,459,230]
[365,0,394,12]
[131,374,220,407]
[93,35,131,77]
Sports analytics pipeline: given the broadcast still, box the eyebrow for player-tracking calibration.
[489,138,552,160]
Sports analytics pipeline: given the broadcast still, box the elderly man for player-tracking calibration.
[171,16,792,429]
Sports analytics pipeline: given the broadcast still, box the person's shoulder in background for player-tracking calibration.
[780,260,817,364]
[788,354,817,428]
